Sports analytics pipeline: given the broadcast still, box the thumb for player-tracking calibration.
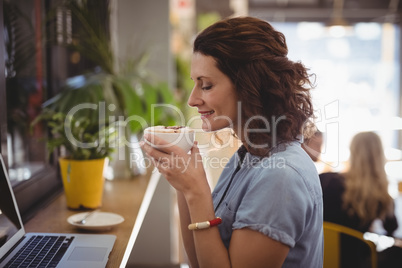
[190,141,205,170]
[191,141,200,154]
[190,141,203,160]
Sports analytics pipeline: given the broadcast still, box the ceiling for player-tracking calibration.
[248,0,402,23]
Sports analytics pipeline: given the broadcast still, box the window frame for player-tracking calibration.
[0,0,63,223]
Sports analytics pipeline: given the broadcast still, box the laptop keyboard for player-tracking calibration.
[4,235,74,268]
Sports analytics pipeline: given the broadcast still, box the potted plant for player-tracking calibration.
[31,74,120,210]
[33,73,176,210]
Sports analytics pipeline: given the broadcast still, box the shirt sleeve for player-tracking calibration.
[232,164,314,248]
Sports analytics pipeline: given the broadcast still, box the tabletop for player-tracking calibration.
[24,174,151,268]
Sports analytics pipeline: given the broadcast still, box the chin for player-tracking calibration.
[201,121,231,133]
[201,124,213,132]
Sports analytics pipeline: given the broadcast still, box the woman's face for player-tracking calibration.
[188,52,238,132]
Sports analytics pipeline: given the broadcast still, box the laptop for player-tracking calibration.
[0,154,116,268]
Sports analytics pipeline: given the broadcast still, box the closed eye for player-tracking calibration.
[202,85,212,90]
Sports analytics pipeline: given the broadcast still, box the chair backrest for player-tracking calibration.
[323,221,377,268]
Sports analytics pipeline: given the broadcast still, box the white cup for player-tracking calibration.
[144,126,195,153]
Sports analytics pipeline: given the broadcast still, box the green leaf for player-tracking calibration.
[113,78,144,132]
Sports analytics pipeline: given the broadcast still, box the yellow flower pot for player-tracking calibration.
[59,158,106,210]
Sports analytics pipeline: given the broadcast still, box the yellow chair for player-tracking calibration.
[323,221,377,268]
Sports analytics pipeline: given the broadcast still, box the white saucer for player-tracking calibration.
[67,211,124,231]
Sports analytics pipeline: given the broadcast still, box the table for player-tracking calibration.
[24,174,151,268]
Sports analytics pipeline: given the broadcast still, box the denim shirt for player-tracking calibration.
[212,141,323,267]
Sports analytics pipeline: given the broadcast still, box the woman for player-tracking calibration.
[320,131,399,267]
[302,130,323,162]
[141,16,323,268]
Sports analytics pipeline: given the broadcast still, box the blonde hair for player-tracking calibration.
[342,132,393,227]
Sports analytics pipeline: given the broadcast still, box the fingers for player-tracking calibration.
[140,133,201,176]
[190,141,200,155]
[141,138,168,161]
[142,144,182,176]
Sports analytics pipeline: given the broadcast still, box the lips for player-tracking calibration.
[199,110,214,119]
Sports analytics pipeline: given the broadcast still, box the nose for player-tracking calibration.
[187,87,203,107]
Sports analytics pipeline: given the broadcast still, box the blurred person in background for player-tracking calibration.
[320,131,401,268]
[302,130,323,162]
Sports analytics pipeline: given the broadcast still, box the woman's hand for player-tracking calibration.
[140,133,210,197]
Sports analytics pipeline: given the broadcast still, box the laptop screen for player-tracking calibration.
[0,156,23,249]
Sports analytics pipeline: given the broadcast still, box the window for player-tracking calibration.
[4,0,48,183]
[1,0,111,221]
[1,0,61,222]
[271,22,401,192]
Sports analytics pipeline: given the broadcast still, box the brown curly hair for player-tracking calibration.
[193,16,315,156]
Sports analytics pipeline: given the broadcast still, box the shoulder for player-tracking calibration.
[272,142,320,190]
[256,141,317,174]
[245,142,321,203]
[232,143,323,248]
